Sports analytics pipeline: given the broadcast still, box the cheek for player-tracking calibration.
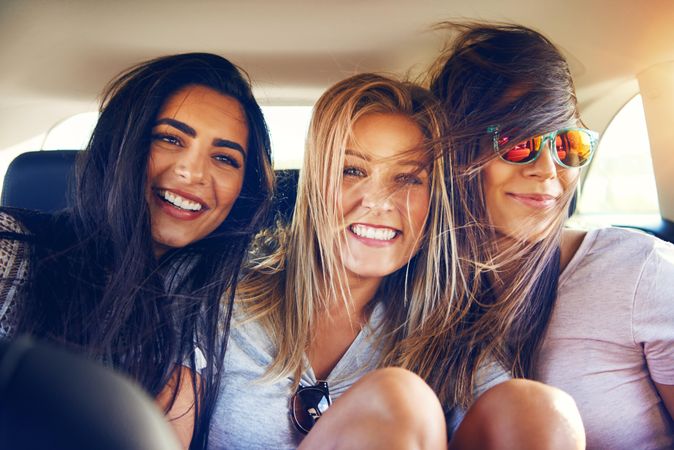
[560,169,580,191]
[400,188,430,235]
[338,183,358,217]
[146,148,169,183]
[214,172,246,206]
[481,160,513,215]
[481,160,506,195]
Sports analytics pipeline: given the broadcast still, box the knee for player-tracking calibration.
[453,379,585,450]
[320,367,447,450]
[352,367,440,417]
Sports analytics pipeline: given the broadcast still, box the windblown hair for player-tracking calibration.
[427,22,583,406]
[238,73,458,385]
[6,53,274,449]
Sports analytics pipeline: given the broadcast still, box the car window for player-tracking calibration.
[42,112,99,150]
[571,94,661,228]
[264,106,311,169]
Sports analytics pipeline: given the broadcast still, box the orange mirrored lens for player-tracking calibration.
[555,130,593,166]
[502,136,542,163]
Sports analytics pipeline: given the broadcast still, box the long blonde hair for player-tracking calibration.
[238,73,460,385]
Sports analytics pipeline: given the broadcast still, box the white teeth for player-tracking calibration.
[350,224,397,241]
[159,190,203,211]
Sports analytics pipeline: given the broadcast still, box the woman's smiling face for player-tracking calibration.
[145,84,249,257]
[482,137,578,242]
[338,112,431,282]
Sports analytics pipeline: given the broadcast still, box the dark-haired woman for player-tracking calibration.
[0,53,274,449]
[430,23,674,449]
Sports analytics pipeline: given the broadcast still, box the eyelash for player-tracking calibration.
[214,154,241,169]
[343,165,366,177]
[395,173,423,185]
[152,133,182,147]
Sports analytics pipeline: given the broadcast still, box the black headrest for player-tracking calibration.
[0,336,181,450]
[1,150,79,212]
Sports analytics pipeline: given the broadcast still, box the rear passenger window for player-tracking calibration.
[573,95,661,227]
[42,112,99,150]
[264,106,311,169]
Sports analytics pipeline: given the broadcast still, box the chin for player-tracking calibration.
[345,261,400,280]
[153,235,192,251]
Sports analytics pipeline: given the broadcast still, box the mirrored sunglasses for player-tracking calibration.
[291,381,332,434]
[487,126,599,168]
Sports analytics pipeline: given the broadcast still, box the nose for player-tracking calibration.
[524,138,558,180]
[360,177,395,213]
[173,146,206,184]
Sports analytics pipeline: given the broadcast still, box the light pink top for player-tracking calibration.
[537,227,674,450]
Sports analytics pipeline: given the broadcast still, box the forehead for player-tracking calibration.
[157,84,247,126]
[348,113,428,163]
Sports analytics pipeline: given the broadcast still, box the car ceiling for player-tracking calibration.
[0,0,673,152]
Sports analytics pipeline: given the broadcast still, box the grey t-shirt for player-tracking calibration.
[208,302,509,449]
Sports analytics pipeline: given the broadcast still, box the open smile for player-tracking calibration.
[152,188,209,219]
[155,189,206,211]
[348,223,400,245]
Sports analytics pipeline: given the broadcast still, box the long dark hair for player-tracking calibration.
[10,53,274,449]
[426,23,580,406]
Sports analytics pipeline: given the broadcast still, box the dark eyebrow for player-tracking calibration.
[214,138,247,160]
[155,118,195,137]
[155,118,247,160]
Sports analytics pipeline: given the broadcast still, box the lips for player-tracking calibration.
[507,192,558,209]
[348,223,400,247]
[152,188,209,219]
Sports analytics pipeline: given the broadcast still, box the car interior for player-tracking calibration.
[0,0,673,447]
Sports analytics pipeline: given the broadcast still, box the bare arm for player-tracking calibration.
[654,382,674,421]
[156,367,200,450]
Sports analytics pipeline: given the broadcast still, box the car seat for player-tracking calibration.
[1,150,79,212]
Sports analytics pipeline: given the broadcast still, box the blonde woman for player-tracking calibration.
[207,73,584,450]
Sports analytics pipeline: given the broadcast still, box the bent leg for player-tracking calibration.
[298,367,447,450]
[449,379,585,450]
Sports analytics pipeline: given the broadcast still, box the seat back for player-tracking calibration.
[1,150,79,212]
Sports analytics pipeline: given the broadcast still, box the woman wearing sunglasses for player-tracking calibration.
[207,73,585,450]
[0,53,274,449]
[430,23,674,449]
